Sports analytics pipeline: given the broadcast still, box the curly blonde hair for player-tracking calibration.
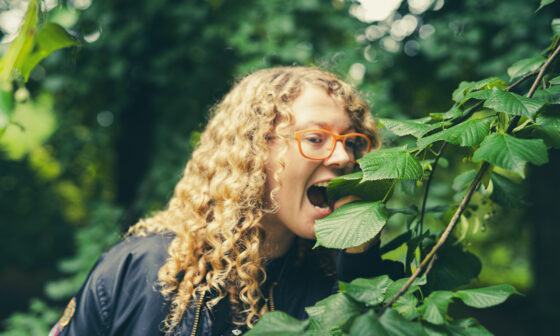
[127,66,380,332]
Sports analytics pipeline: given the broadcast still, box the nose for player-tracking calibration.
[324,140,351,168]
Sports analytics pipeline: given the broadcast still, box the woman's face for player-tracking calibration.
[262,85,356,244]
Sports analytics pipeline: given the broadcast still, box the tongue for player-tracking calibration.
[307,186,328,208]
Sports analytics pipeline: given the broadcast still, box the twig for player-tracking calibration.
[435,67,541,133]
[380,42,560,314]
[527,43,560,99]
[506,43,560,134]
[506,70,538,93]
[418,141,447,254]
[423,253,437,279]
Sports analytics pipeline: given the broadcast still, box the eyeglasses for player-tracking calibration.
[289,129,371,161]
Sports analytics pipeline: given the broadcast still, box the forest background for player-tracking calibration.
[0,0,558,335]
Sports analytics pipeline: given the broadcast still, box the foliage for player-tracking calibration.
[249,1,560,334]
[1,0,558,335]
[0,0,79,137]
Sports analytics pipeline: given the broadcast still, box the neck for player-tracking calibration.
[260,218,296,259]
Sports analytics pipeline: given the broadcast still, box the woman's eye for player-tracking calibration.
[303,134,325,144]
[346,139,357,149]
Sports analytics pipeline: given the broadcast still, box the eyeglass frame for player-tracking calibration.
[279,128,372,161]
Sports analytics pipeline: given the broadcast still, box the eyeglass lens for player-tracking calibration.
[299,130,369,160]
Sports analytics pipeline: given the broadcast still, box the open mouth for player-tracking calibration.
[307,182,332,211]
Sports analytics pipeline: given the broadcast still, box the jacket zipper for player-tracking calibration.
[190,291,206,336]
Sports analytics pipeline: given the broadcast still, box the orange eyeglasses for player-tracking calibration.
[289,129,372,161]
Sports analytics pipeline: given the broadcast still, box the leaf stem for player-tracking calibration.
[382,179,398,203]
[380,41,560,315]
[418,141,447,255]
[423,253,437,280]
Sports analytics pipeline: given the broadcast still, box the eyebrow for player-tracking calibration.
[296,122,355,133]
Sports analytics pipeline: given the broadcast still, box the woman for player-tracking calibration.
[49,66,398,336]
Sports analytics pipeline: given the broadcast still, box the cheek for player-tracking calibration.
[266,141,316,211]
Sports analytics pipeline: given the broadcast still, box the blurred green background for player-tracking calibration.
[0,0,558,335]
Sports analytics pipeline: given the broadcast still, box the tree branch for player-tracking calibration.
[506,70,538,93]
[527,43,560,99]
[381,161,490,312]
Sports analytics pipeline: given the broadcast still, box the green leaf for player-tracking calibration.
[537,0,556,12]
[305,293,362,333]
[0,86,13,133]
[424,318,493,336]
[378,308,425,336]
[339,275,393,306]
[358,147,423,181]
[454,284,519,308]
[490,173,525,207]
[452,77,507,103]
[405,235,423,274]
[422,324,447,336]
[462,89,492,102]
[420,291,454,325]
[422,301,446,326]
[532,85,560,104]
[448,318,493,336]
[536,114,560,128]
[349,310,389,336]
[452,170,478,191]
[483,88,544,119]
[21,23,80,81]
[384,275,427,303]
[473,133,548,178]
[550,75,560,85]
[315,201,388,249]
[379,118,433,138]
[394,293,420,320]
[507,56,546,81]
[530,124,560,149]
[553,18,560,36]
[424,239,481,292]
[417,118,492,149]
[0,0,38,82]
[430,106,463,121]
[246,311,308,335]
[380,230,412,255]
[327,172,393,203]
[531,114,560,148]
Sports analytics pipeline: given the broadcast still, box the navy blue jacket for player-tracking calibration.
[50,234,401,336]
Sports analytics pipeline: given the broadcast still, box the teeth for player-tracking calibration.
[312,181,329,188]
[313,205,330,211]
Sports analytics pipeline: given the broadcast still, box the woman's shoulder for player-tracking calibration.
[92,232,175,286]
[50,233,176,335]
[102,232,174,265]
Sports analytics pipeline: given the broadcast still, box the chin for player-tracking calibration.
[298,223,316,240]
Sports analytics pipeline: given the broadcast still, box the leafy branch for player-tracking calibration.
[415,53,544,259]
[0,0,80,138]
[382,41,560,313]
